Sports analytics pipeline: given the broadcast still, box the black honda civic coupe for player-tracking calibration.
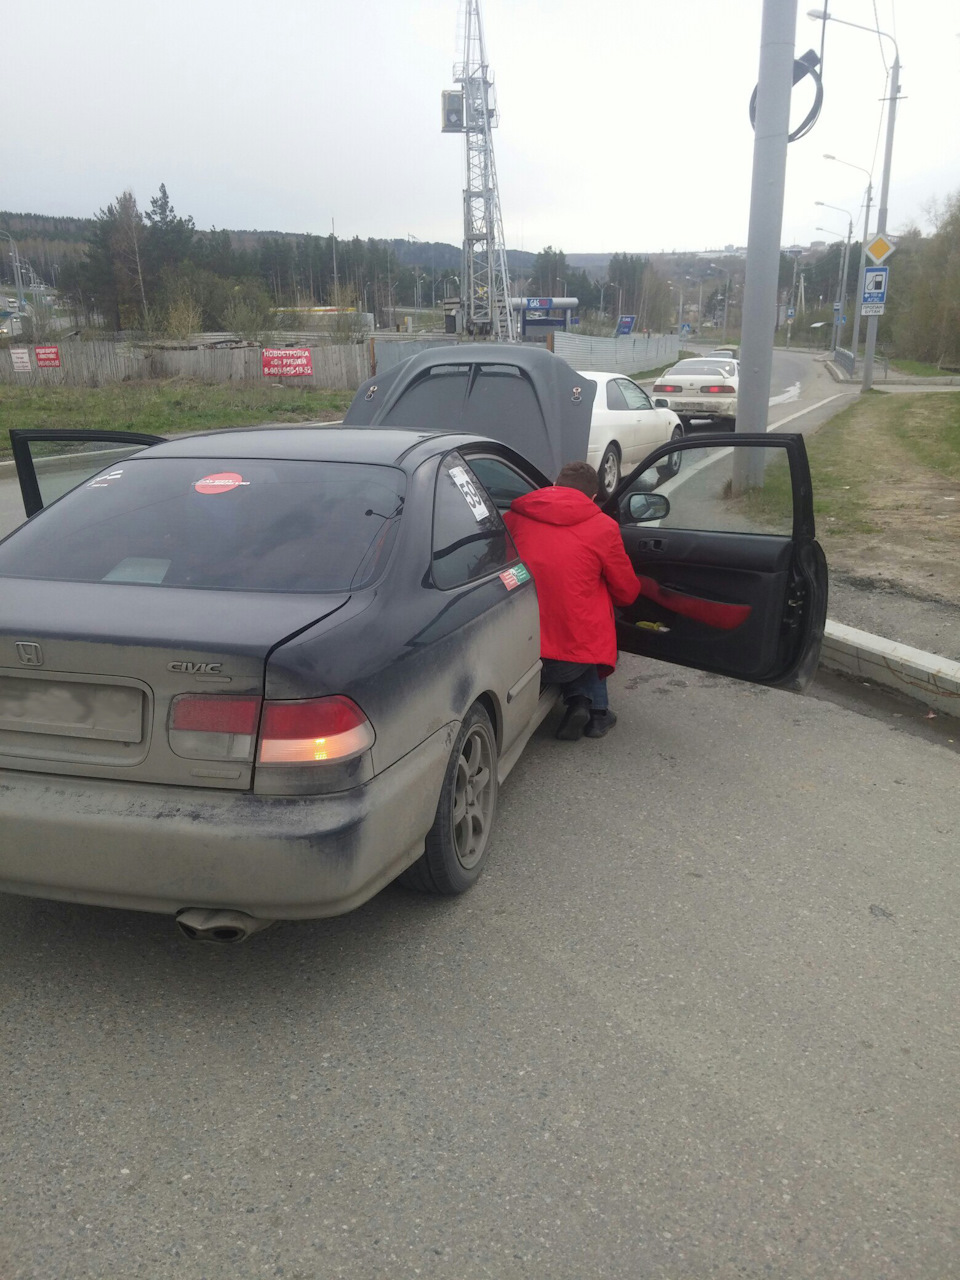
[0,346,826,940]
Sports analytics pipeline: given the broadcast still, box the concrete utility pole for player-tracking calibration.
[862,54,900,390]
[736,0,798,490]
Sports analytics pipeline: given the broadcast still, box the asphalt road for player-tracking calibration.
[2,355,958,1277]
[1,657,958,1279]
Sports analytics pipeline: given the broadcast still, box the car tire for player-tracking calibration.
[598,444,621,497]
[399,703,499,896]
[657,425,684,479]
[720,416,736,432]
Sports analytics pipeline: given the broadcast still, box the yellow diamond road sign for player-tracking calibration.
[865,234,895,264]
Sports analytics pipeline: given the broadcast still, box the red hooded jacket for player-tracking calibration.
[504,487,641,675]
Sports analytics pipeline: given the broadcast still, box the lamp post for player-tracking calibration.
[0,231,25,312]
[811,11,899,389]
[815,202,854,352]
[709,263,731,340]
[668,280,684,341]
[600,282,615,318]
[824,155,872,368]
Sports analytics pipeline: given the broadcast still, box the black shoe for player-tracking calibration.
[584,709,618,739]
[555,696,591,741]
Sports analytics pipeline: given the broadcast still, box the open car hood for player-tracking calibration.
[343,343,595,480]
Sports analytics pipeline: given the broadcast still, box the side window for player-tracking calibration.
[606,380,629,411]
[432,453,513,589]
[467,455,538,513]
[620,442,795,536]
[617,379,653,411]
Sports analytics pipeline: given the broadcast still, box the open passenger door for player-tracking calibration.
[10,430,167,518]
[604,433,828,691]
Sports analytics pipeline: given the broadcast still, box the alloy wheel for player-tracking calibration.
[451,723,496,870]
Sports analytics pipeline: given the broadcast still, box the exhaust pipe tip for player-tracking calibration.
[175,908,274,944]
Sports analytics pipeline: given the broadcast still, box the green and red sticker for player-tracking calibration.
[499,564,531,591]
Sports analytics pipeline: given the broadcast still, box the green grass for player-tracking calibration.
[738,392,960,540]
[0,381,355,458]
[887,392,960,479]
[888,357,960,377]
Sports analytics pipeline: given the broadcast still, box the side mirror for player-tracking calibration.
[653,397,669,409]
[626,492,669,523]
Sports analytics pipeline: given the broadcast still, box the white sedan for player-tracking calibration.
[651,358,739,431]
[578,370,685,497]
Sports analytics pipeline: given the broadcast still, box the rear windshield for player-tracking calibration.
[0,458,406,593]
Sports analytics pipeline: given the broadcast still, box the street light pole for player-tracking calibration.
[0,231,26,312]
[708,264,732,342]
[825,155,873,367]
[810,12,899,390]
[815,202,853,353]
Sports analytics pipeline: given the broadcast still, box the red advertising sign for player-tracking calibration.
[34,345,61,368]
[261,347,313,378]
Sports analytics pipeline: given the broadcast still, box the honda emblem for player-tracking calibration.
[16,642,44,667]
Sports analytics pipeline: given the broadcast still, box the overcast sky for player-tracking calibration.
[4,1,959,255]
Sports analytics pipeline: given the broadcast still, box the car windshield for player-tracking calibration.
[667,360,737,376]
[0,457,406,593]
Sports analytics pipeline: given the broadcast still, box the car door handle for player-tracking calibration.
[635,538,665,551]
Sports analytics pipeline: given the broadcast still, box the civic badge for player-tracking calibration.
[16,642,44,667]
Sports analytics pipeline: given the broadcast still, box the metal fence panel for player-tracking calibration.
[553,332,679,375]
[372,337,460,376]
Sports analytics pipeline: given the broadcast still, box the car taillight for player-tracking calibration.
[700,384,736,394]
[168,695,261,761]
[653,383,681,393]
[258,696,375,764]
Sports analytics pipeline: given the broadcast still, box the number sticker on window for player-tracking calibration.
[448,465,489,521]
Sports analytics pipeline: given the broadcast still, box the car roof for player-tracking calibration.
[132,426,546,477]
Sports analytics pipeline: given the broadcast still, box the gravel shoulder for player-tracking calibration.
[828,572,960,662]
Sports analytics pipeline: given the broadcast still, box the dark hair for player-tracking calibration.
[555,460,599,498]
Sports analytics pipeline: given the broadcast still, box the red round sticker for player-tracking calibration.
[194,471,249,496]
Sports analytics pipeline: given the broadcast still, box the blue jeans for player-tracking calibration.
[540,660,609,712]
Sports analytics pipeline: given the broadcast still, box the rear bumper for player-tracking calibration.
[0,724,456,920]
[666,399,736,419]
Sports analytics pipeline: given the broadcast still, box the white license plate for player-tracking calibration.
[0,675,143,742]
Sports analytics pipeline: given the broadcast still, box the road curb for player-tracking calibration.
[821,620,960,717]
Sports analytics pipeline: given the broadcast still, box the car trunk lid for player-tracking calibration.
[0,580,350,789]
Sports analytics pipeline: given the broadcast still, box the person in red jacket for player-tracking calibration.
[504,460,641,740]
